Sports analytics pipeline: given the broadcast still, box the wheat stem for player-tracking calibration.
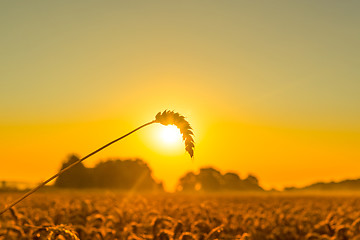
[0,120,156,216]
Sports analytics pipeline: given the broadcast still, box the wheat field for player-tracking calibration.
[1,192,360,240]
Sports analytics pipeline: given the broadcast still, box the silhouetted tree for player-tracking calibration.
[240,174,263,191]
[176,172,198,192]
[54,156,163,191]
[244,174,259,185]
[198,168,223,192]
[176,167,264,192]
[93,159,162,191]
[223,172,241,190]
[54,154,93,188]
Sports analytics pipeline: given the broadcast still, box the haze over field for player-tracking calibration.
[1,1,359,191]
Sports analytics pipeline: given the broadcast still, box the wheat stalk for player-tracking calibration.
[0,110,194,216]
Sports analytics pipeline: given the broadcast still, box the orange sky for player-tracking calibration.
[1,1,360,191]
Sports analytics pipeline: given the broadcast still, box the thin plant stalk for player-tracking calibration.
[0,120,155,216]
[0,110,194,216]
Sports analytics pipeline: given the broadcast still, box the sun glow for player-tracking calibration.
[159,125,182,145]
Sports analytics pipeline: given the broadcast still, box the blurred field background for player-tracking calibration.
[2,191,360,240]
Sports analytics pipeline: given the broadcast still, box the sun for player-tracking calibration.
[142,124,184,156]
[159,125,182,145]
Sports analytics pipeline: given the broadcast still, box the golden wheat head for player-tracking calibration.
[154,110,195,158]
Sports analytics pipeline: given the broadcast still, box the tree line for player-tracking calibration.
[54,155,263,192]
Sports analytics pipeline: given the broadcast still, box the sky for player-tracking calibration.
[1,1,360,191]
